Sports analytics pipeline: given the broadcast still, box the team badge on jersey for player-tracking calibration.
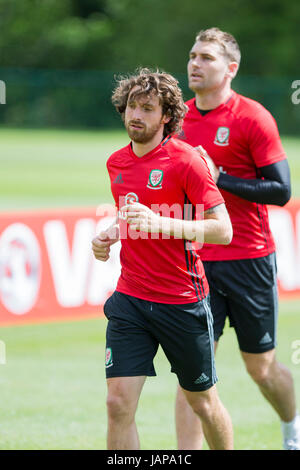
[105,347,113,368]
[214,126,230,146]
[147,169,163,189]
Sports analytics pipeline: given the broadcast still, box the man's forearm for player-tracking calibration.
[104,217,120,243]
[159,217,232,245]
[217,160,291,206]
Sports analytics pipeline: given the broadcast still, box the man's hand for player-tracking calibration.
[195,145,220,183]
[92,224,119,262]
[121,203,161,233]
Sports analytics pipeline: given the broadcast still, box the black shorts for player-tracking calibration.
[203,253,278,354]
[103,291,217,392]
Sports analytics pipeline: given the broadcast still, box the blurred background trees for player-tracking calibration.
[0,0,299,132]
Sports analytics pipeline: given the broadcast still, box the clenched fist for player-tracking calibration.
[92,224,119,262]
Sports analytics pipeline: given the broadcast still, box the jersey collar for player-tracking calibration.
[192,91,236,117]
[128,135,172,160]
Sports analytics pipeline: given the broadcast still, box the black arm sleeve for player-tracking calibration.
[217,159,291,206]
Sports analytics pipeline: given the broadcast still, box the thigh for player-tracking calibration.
[104,292,159,378]
[182,383,219,409]
[106,376,147,411]
[215,254,278,353]
[240,348,276,378]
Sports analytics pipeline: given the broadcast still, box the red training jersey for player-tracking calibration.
[107,136,224,303]
[179,91,287,261]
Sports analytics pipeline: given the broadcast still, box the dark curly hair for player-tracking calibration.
[112,68,188,137]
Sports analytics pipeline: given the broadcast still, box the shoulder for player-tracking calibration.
[185,98,196,110]
[165,137,208,173]
[231,92,277,126]
[228,92,281,142]
[184,98,198,117]
[107,144,130,168]
[165,136,198,161]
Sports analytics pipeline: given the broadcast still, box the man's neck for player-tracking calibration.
[195,85,233,111]
[132,131,165,157]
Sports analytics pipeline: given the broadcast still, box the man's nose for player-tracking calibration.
[132,107,143,120]
[191,56,201,67]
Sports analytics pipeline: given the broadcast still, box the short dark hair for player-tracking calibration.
[195,27,241,65]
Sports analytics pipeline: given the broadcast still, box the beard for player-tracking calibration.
[125,120,162,144]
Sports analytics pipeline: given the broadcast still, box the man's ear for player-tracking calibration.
[226,62,239,80]
[162,111,172,124]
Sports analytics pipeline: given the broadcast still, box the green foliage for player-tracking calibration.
[0,0,299,132]
[0,0,299,75]
[0,0,114,69]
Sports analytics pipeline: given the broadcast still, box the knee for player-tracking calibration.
[189,396,214,422]
[106,391,134,422]
[245,362,273,387]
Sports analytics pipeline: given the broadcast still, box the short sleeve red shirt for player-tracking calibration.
[107,136,224,303]
[179,91,287,260]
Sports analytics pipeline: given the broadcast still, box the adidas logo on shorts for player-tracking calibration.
[194,373,209,384]
[259,332,272,344]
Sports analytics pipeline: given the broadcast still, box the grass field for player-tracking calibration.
[1,128,300,209]
[0,306,299,450]
[0,128,299,450]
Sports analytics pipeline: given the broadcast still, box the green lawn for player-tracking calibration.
[0,128,299,450]
[0,128,300,210]
[0,128,127,209]
[0,300,299,450]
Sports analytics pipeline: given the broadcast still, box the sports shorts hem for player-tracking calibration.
[106,371,156,379]
[239,343,276,355]
[179,378,218,393]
